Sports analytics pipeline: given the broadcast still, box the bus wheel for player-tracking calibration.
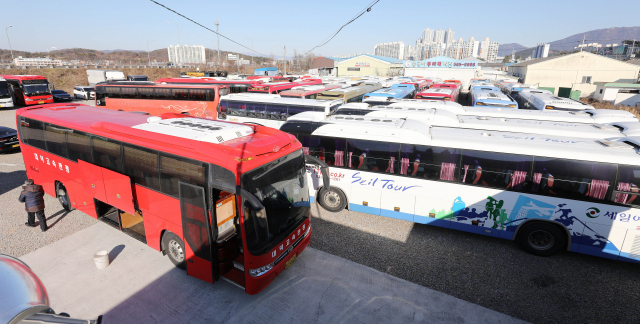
[318,187,347,212]
[56,182,73,211]
[517,222,565,257]
[162,232,186,270]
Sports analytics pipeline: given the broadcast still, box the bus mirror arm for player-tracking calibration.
[239,188,269,243]
[304,155,330,189]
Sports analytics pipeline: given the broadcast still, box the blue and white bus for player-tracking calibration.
[362,84,416,105]
[281,116,640,263]
[471,90,519,109]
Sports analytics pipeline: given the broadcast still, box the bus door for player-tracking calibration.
[178,182,241,285]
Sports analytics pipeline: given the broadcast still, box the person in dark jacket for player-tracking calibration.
[18,179,47,232]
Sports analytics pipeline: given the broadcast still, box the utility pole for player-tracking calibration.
[215,19,220,68]
[147,40,154,66]
[5,25,14,63]
[284,45,286,75]
[580,35,585,52]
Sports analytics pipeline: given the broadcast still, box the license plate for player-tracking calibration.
[38,101,44,104]
[285,253,297,270]
[12,144,20,148]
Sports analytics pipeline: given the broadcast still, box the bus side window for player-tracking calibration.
[120,87,137,99]
[92,137,122,173]
[189,89,207,101]
[155,88,171,100]
[530,158,616,201]
[22,118,46,151]
[265,103,287,120]
[246,103,266,119]
[613,165,640,206]
[44,124,69,159]
[160,154,206,198]
[227,101,246,116]
[138,88,154,100]
[347,139,398,172]
[400,145,461,180]
[299,135,344,166]
[460,150,531,190]
[172,89,189,100]
[124,145,160,191]
[67,129,91,163]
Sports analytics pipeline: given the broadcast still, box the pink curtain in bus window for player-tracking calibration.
[531,173,542,192]
[389,157,395,173]
[303,147,309,155]
[400,158,410,175]
[462,165,470,182]
[510,171,527,190]
[440,162,456,181]
[615,182,631,203]
[588,179,609,200]
[334,150,344,166]
[348,152,353,168]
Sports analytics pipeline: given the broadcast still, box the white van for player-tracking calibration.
[0,77,14,108]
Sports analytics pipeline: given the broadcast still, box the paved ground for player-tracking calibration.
[20,222,525,324]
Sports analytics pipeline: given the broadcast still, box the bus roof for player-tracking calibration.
[157,78,262,85]
[96,81,228,89]
[317,84,381,98]
[418,88,454,95]
[286,117,640,165]
[365,87,413,97]
[474,91,513,102]
[17,104,298,174]
[1,75,47,81]
[279,84,341,97]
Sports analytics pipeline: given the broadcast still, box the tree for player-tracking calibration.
[502,55,511,63]
[516,55,521,61]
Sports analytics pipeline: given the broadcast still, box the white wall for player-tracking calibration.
[615,93,640,106]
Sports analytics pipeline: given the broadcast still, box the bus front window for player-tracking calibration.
[241,149,310,254]
[23,83,50,96]
[0,81,10,98]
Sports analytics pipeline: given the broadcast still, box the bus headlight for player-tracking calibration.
[249,263,273,277]
[476,102,484,105]
[509,104,516,108]
[545,105,554,109]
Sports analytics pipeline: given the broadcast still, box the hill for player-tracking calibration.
[497,43,527,57]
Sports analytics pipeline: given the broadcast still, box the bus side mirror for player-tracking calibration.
[239,188,269,244]
[304,154,330,189]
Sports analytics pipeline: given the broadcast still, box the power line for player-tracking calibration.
[304,0,380,55]
[149,0,267,57]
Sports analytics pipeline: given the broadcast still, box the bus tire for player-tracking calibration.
[162,232,186,270]
[517,222,565,257]
[56,182,73,212]
[318,187,347,212]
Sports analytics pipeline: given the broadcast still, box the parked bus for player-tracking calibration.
[219,93,342,128]
[16,103,329,295]
[180,71,228,78]
[471,91,519,109]
[316,84,382,104]
[0,77,14,108]
[469,85,501,98]
[278,84,341,99]
[1,75,53,106]
[519,91,595,111]
[362,84,416,104]
[415,88,457,102]
[248,79,322,94]
[95,82,229,119]
[281,116,640,263]
[402,80,430,92]
[157,77,261,94]
[329,103,636,139]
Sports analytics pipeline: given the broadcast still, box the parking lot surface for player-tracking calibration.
[20,222,524,324]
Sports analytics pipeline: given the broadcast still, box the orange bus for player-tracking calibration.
[95,82,229,119]
[16,103,330,294]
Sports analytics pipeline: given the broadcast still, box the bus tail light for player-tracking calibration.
[509,104,516,108]
[545,105,554,109]
[476,102,484,106]
[444,97,451,100]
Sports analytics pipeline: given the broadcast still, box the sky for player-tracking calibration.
[2,0,640,58]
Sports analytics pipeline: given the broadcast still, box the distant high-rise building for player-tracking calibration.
[444,28,455,44]
[167,44,206,64]
[374,41,405,59]
[532,43,550,59]
[478,37,491,60]
[433,29,445,44]
[486,41,500,62]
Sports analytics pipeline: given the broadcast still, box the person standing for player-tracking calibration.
[18,179,47,232]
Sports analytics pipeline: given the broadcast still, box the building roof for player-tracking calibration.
[594,82,640,89]
[338,54,405,65]
[508,56,557,67]
[254,67,278,71]
[509,51,640,68]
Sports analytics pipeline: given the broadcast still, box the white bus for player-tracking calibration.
[281,116,640,263]
[519,91,595,111]
[327,104,639,139]
[219,93,342,128]
[0,77,14,108]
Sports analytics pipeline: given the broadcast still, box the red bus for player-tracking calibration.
[1,75,53,106]
[278,84,341,99]
[157,78,262,94]
[415,87,457,102]
[248,79,322,94]
[16,103,330,295]
[94,82,229,119]
[431,83,460,96]
[246,75,294,82]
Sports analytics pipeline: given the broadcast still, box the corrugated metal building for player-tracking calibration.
[335,54,404,77]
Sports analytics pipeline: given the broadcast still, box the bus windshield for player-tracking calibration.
[23,83,50,96]
[0,81,10,98]
[241,149,310,253]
